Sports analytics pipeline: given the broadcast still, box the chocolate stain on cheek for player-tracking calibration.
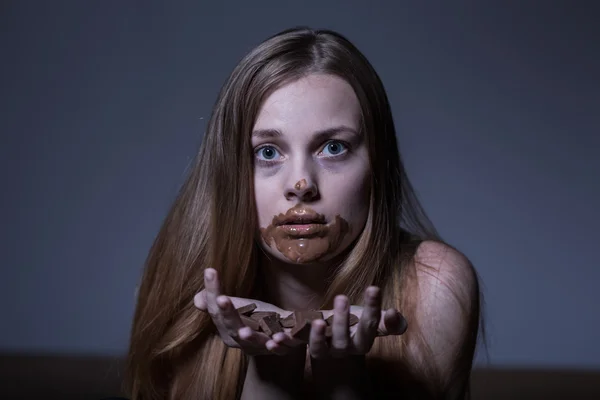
[260,209,351,263]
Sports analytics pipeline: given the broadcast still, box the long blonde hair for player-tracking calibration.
[124,27,481,399]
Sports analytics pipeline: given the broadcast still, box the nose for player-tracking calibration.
[285,177,319,202]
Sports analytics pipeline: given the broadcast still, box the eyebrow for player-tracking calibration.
[251,126,360,141]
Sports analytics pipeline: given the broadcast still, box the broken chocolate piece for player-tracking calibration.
[324,313,360,326]
[249,311,278,321]
[290,320,311,341]
[258,314,283,336]
[236,303,257,315]
[240,315,260,331]
[293,310,323,325]
[280,313,295,328]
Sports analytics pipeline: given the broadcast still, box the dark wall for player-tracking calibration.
[1,1,598,369]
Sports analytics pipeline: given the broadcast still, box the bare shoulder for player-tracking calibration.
[407,240,480,380]
[413,240,478,305]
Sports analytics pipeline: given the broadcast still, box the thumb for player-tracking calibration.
[380,309,408,335]
[193,290,208,311]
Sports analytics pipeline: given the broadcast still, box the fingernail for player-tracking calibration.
[205,269,214,281]
[367,286,380,297]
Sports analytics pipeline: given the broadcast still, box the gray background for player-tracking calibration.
[1,1,598,369]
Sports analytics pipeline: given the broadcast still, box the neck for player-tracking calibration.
[258,250,343,311]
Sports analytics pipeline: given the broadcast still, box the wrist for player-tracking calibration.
[310,355,371,399]
[250,346,306,377]
[242,347,307,400]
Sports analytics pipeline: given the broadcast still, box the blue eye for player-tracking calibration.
[256,146,280,161]
[322,141,347,157]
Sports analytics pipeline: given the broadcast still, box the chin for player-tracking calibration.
[259,240,351,266]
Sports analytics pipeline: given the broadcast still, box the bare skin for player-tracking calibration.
[252,74,370,313]
[194,268,408,356]
[197,75,404,398]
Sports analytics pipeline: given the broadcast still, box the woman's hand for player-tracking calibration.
[194,268,296,356]
[309,286,407,359]
[194,269,406,358]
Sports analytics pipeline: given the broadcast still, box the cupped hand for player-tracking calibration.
[194,268,295,356]
[194,270,406,358]
[308,286,407,359]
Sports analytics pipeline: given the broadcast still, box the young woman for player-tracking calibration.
[124,27,482,400]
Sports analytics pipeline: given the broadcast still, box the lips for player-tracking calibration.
[278,217,325,225]
[278,223,328,237]
[274,207,328,237]
[275,208,326,226]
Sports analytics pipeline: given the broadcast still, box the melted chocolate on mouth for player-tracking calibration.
[260,207,350,263]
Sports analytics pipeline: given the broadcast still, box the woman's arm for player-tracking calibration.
[308,241,480,399]
[307,289,408,399]
[310,355,371,400]
[404,241,480,398]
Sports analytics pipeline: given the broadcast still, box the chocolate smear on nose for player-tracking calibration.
[294,179,307,190]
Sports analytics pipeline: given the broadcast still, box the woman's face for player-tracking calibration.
[252,74,370,265]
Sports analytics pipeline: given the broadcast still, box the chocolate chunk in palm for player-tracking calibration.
[235,303,257,315]
[290,320,312,342]
[241,315,260,331]
[249,311,279,322]
[294,310,323,324]
[289,310,323,342]
[324,313,360,326]
[258,314,283,336]
[280,313,295,328]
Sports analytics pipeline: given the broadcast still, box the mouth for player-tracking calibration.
[278,217,326,226]
[277,222,327,237]
[274,207,328,237]
[275,208,326,226]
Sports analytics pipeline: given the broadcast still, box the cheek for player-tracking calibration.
[323,167,370,225]
[254,179,276,227]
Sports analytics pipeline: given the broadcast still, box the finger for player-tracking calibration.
[265,339,289,356]
[309,319,329,359]
[272,332,302,348]
[353,286,381,353]
[216,295,244,339]
[237,328,289,356]
[193,290,207,311]
[237,327,272,355]
[204,268,222,316]
[331,295,350,354]
[269,332,297,355]
[381,308,408,335]
[238,327,279,356]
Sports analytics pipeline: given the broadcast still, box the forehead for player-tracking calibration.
[253,74,361,134]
